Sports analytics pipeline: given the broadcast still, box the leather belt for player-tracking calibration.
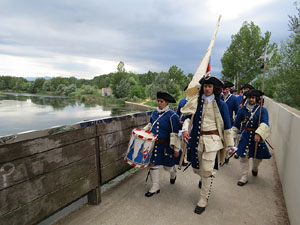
[242,127,256,132]
[155,139,168,144]
[200,130,219,136]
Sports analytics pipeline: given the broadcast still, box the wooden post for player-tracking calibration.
[88,126,102,205]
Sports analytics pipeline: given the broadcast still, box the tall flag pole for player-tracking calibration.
[179,15,221,168]
[254,49,273,158]
[185,15,222,100]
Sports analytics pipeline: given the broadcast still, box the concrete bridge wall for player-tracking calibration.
[264,97,300,225]
[1,98,299,225]
[0,112,151,225]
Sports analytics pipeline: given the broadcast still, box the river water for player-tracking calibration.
[0,92,147,137]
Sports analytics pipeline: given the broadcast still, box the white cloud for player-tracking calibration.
[0,53,139,79]
[0,0,296,78]
[207,0,274,21]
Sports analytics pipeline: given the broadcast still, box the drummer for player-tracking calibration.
[143,92,181,197]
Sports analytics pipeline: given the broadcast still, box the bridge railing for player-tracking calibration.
[264,97,300,225]
[0,111,151,225]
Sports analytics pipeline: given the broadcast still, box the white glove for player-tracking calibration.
[174,147,180,152]
[143,123,152,131]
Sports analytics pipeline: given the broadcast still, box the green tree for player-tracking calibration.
[111,62,130,98]
[0,79,4,90]
[187,73,193,83]
[0,76,15,90]
[42,80,53,92]
[64,84,77,96]
[50,77,70,90]
[69,76,77,85]
[80,85,96,95]
[168,65,188,90]
[115,79,130,98]
[31,78,46,93]
[13,77,27,91]
[263,1,300,108]
[117,61,125,73]
[139,71,158,86]
[221,21,272,85]
[146,72,180,100]
[92,74,111,89]
[129,84,145,99]
[56,84,67,95]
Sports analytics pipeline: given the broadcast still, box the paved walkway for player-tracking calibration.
[54,153,289,225]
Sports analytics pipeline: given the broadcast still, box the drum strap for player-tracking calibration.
[150,110,170,131]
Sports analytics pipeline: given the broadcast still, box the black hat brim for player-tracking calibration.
[223,81,234,89]
[157,92,176,103]
[244,89,264,97]
[199,76,224,87]
[243,84,254,90]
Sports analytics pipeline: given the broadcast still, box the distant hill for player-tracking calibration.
[25,76,52,81]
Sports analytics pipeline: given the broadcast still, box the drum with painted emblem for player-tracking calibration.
[124,128,157,168]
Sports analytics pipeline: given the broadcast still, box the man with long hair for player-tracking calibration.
[182,76,234,214]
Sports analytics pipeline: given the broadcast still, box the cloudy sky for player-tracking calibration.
[0,0,297,79]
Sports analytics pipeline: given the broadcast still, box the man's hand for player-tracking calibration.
[183,131,191,144]
[254,134,261,142]
[226,146,236,155]
[174,151,180,158]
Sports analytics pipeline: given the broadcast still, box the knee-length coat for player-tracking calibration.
[233,104,271,159]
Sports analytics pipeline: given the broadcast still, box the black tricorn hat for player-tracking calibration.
[199,76,224,87]
[244,89,264,97]
[223,81,234,89]
[242,83,254,90]
[157,92,176,103]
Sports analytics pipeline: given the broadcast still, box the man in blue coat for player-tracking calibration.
[234,83,255,159]
[221,81,240,163]
[232,89,271,186]
[176,86,188,166]
[221,81,239,125]
[237,83,254,107]
[182,76,234,214]
[176,86,188,123]
[143,92,181,197]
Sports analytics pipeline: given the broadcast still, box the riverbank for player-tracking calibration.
[125,101,156,110]
[0,91,125,106]
[0,92,148,137]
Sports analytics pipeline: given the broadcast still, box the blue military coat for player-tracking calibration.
[233,104,271,159]
[176,98,188,128]
[149,109,181,166]
[221,94,239,125]
[237,95,242,106]
[186,98,232,170]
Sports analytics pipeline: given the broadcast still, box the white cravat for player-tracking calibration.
[202,94,215,102]
[157,105,170,113]
[246,103,256,111]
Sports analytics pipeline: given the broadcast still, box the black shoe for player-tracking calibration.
[194,205,206,214]
[225,158,229,164]
[170,176,176,184]
[252,170,258,176]
[145,189,160,197]
[234,154,239,159]
[198,180,202,189]
[237,181,248,186]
